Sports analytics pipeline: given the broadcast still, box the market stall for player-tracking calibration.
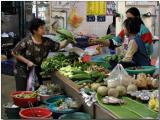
[49,52,159,119]
[1,1,160,120]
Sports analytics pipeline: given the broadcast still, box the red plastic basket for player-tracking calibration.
[11,91,38,108]
[19,107,52,119]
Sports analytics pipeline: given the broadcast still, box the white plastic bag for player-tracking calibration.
[104,64,133,87]
[26,67,38,91]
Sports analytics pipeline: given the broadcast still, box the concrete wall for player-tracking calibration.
[67,1,113,37]
[1,14,19,35]
[116,1,159,36]
[50,1,113,37]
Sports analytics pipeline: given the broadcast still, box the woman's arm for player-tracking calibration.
[12,52,34,67]
[59,40,70,49]
[12,38,35,67]
[91,29,125,48]
[122,40,138,62]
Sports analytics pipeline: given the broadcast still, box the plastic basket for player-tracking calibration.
[45,95,78,119]
[1,59,14,76]
[91,55,111,69]
[125,66,156,75]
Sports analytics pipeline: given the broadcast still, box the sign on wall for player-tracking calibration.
[87,1,106,15]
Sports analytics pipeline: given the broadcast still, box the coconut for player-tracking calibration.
[116,85,126,96]
[121,77,132,87]
[152,79,158,88]
[108,88,119,98]
[97,86,108,96]
[127,84,138,92]
[91,83,101,91]
[107,79,120,88]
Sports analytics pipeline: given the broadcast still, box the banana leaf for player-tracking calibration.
[96,94,158,119]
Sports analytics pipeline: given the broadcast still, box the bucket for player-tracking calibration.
[3,103,20,119]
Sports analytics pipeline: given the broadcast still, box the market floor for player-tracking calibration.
[1,74,16,119]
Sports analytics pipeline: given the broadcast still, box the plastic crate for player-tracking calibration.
[1,59,14,76]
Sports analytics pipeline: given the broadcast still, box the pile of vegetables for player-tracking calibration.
[98,34,113,41]
[71,70,105,85]
[38,83,62,96]
[133,73,158,89]
[41,53,70,75]
[56,29,76,44]
[105,54,123,63]
[14,91,38,99]
[54,97,80,111]
[148,90,159,112]
[41,53,80,75]
[60,65,106,87]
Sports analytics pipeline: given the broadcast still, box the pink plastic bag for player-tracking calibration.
[26,67,38,91]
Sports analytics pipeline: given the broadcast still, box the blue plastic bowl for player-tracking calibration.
[48,103,77,114]
[43,95,66,105]
[59,112,91,120]
[45,95,78,114]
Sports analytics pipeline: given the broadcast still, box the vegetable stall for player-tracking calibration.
[41,52,158,119]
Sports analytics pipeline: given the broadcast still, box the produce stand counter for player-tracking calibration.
[51,71,117,119]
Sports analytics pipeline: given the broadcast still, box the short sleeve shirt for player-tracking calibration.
[12,35,60,66]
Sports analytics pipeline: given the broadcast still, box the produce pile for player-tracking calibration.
[41,50,159,117]
[59,65,107,88]
[133,73,158,89]
[148,90,159,112]
[56,29,76,44]
[97,34,113,41]
[54,97,80,111]
[79,64,159,106]
[105,54,123,63]
[14,91,38,99]
[38,83,62,96]
[41,53,80,75]
[42,52,110,89]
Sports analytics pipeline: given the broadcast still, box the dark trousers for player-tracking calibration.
[14,65,43,91]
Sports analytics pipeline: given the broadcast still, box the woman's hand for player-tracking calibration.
[60,40,70,49]
[89,39,110,47]
[12,51,36,67]
[27,61,35,67]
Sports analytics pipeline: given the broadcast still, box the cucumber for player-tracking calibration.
[90,71,103,78]
[72,70,86,74]
[70,74,91,81]
[96,75,105,83]
[76,79,93,85]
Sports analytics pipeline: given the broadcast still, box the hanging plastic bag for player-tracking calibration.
[104,64,134,88]
[26,67,38,91]
[68,7,83,28]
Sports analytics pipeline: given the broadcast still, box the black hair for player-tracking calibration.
[112,16,116,27]
[126,7,144,25]
[29,18,45,34]
[123,18,141,34]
